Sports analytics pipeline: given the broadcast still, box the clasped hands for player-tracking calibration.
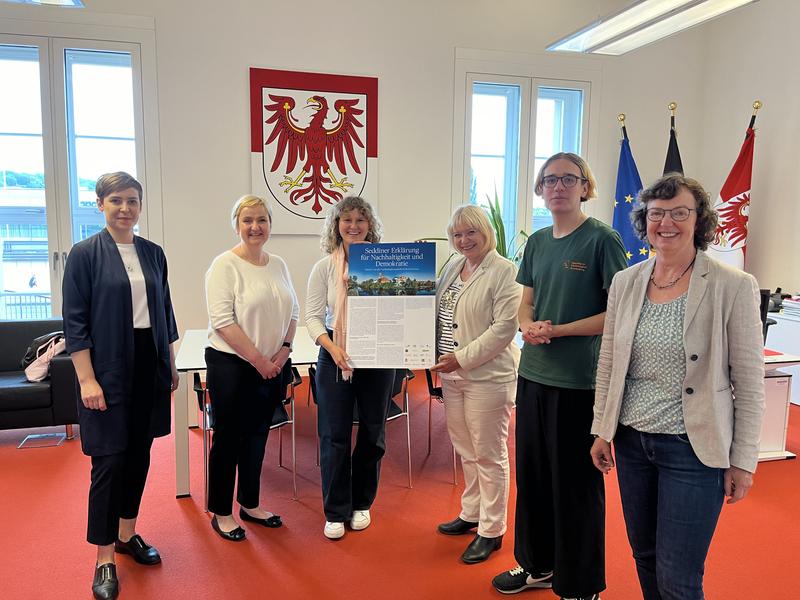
[253,347,290,379]
[521,320,554,345]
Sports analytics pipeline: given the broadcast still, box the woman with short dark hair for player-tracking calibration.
[591,174,765,599]
[63,172,179,600]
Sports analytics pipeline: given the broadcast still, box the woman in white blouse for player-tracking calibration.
[431,205,522,564]
[204,195,299,542]
[306,196,396,540]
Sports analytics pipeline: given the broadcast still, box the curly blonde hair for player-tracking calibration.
[320,196,383,253]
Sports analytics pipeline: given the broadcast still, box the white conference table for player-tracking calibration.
[172,326,319,498]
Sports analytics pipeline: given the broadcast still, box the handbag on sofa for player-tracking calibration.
[21,331,64,369]
[24,334,67,382]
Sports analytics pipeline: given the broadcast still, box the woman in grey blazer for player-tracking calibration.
[590,174,765,600]
[432,205,521,564]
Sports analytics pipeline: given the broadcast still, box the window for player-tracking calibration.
[469,83,520,239]
[0,12,161,320]
[453,50,598,251]
[531,87,584,232]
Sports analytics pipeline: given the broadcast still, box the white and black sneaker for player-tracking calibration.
[491,565,553,594]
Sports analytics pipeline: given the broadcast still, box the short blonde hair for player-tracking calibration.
[447,204,496,254]
[230,195,272,232]
[533,152,597,202]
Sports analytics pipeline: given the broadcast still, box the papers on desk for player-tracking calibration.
[782,299,800,317]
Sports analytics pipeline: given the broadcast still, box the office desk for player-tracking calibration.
[760,349,799,462]
[172,326,319,498]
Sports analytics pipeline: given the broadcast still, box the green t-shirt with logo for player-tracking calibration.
[516,217,628,390]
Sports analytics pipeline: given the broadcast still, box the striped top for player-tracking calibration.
[437,278,465,356]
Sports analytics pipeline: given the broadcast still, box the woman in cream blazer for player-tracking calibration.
[432,205,521,564]
[590,174,765,600]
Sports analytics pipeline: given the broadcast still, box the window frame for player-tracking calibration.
[452,48,602,236]
[0,9,163,317]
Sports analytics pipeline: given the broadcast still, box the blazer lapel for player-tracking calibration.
[683,251,710,335]
[457,251,495,297]
[626,259,653,332]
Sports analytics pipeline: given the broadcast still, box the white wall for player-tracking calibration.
[698,0,800,292]
[4,0,792,331]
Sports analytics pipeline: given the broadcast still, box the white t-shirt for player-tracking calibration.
[116,243,151,329]
[205,251,300,359]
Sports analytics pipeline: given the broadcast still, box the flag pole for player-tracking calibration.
[618,113,628,140]
[748,99,762,129]
[668,101,677,130]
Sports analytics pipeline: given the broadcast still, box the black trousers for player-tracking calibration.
[87,329,157,546]
[315,346,394,522]
[205,347,282,516]
[513,377,606,598]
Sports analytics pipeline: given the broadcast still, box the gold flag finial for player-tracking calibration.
[752,100,763,113]
[618,113,626,124]
[668,102,677,114]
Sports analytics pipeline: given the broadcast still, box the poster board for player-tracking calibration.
[346,242,436,369]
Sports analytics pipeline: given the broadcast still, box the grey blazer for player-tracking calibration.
[435,250,521,383]
[592,250,765,472]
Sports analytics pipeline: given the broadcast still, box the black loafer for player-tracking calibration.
[211,515,246,542]
[437,517,479,535]
[92,563,119,600]
[114,534,161,565]
[461,534,502,564]
[239,508,283,528]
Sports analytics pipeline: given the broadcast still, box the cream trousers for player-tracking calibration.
[442,377,514,538]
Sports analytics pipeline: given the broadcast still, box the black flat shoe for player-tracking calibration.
[92,563,119,600]
[210,515,246,542]
[461,534,502,564]
[437,517,479,535]
[239,508,283,528]
[114,534,161,565]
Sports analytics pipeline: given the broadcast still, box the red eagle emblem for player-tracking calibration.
[712,192,749,250]
[264,94,364,215]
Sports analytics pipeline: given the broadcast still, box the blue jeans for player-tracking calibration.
[614,424,724,600]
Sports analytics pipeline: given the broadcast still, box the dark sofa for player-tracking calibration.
[0,319,79,436]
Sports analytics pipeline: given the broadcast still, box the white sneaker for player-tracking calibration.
[323,521,345,539]
[350,509,371,531]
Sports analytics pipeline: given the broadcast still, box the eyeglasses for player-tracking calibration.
[645,206,696,222]
[541,174,587,188]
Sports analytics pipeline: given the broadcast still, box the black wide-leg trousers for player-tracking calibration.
[87,329,157,546]
[205,347,282,516]
[513,376,606,598]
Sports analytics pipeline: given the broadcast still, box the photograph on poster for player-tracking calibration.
[346,242,436,369]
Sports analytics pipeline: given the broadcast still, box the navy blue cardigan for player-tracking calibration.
[63,229,179,456]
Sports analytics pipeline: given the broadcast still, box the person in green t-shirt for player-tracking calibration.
[492,153,627,600]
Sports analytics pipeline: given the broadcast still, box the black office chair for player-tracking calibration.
[760,288,777,343]
[307,366,413,488]
[193,363,302,510]
[424,368,458,485]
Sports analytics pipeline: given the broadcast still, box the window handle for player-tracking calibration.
[62,251,68,265]
[53,251,59,272]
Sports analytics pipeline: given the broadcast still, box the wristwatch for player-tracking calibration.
[282,341,292,350]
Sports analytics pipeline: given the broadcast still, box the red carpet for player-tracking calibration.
[1,376,798,599]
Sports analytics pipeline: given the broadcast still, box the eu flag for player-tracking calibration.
[612,136,648,265]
